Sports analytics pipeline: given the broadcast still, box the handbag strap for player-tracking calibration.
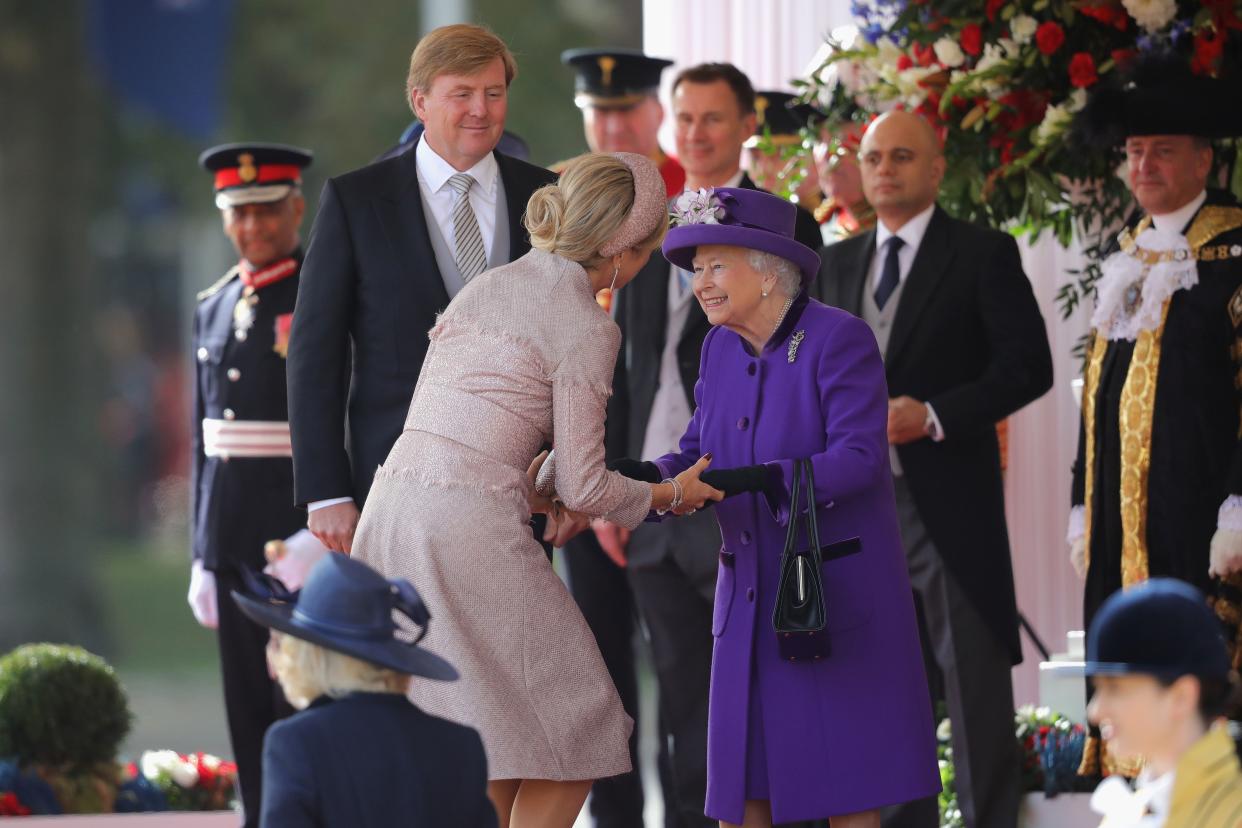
[800,459,824,568]
[781,458,805,557]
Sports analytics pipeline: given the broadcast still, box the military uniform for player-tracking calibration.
[745,90,824,214]
[192,143,311,828]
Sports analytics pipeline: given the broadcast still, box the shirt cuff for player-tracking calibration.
[924,402,946,442]
[308,496,354,512]
[1066,504,1086,544]
[1218,496,1242,532]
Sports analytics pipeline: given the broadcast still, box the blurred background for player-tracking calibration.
[0,0,642,760]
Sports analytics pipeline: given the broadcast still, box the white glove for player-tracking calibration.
[263,528,331,591]
[1070,536,1088,580]
[1209,527,1242,578]
[188,560,218,629]
[1066,505,1087,579]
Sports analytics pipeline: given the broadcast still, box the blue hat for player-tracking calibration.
[663,187,821,287]
[232,554,458,681]
[1085,579,1230,681]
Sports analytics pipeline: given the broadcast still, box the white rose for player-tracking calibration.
[936,718,953,741]
[1011,15,1038,45]
[170,760,200,789]
[933,37,966,69]
[140,750,180,779]
[1122,0,1177,32]
[893,66,938,106]
[1068,88,1088,112]
[998,37,1021,59]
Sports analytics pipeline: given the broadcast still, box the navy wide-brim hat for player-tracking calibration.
[1084,578,1230,681]
[663,187,821,287]
[232,553,458,682]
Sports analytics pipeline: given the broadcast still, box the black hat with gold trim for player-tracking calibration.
[561,48,672,110]
[745,91,819,149]
[199,142,313,210]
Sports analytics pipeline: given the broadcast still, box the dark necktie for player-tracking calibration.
[873,235,904,311]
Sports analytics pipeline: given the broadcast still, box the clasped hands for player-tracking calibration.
[525,451,722,552]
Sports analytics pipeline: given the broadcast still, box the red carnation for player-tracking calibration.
[0,793,31,817]
[1191,30,1225,76]
[1111,48,1137,70]
[896,53,914,71]
[986,0,1006,22]
[960,23,984,56]
[1078,4,1129,30]
[1035,21,1066,55]
[1068,52,1098,88]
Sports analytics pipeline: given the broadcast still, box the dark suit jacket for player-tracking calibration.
[287,141,557,506]
[260,692,496,828]
[814,206,1053,663]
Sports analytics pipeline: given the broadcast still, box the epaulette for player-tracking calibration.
[196,264,243,301]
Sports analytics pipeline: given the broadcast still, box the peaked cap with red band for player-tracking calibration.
[198,142,313,210]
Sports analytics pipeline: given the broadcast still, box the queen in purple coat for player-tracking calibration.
[646,188,940,826]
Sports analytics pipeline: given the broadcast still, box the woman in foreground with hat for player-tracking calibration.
[611,186,939,826]
[1084,578,1242,827]
[231,553,495,827]
[347,152,722,827]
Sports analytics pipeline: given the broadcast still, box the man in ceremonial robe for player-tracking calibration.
[1068,57,1242,774]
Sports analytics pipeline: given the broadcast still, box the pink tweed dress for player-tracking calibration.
[350,247,652,781]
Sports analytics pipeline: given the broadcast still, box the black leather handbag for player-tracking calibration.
[771,459,830,662]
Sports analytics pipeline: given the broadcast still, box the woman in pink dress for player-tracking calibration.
[350,152,722,827]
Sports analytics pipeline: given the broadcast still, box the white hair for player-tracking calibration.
[747,250,801,298]
[272,633,410,709]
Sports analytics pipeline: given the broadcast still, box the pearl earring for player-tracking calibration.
[761,289,769,298]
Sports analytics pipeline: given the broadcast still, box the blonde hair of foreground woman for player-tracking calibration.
[271,632,409,709]
[524,152,669,269]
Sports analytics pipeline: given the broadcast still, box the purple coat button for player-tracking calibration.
[747,363,757,376]
[746,588,755,602]
[737,416,749,430]
[740,531,752,545]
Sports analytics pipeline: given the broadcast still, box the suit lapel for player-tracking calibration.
[841,229,875,316]
[376,140,451,315]
[497,152,534,261]
[886,206,955,368]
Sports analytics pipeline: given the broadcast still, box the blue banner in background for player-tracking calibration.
[87,0,234,139]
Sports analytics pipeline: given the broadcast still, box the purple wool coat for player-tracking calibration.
[654,295,940,824]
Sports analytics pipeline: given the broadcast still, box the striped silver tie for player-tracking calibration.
[448,173,487,282]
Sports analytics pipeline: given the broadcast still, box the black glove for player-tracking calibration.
[700,464,775,497]
[606,457,662,483]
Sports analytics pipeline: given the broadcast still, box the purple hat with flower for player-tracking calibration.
[663,187,821,286]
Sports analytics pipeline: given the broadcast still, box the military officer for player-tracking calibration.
[186,142,315,828]
[560,47,685,197]
[742,90,823,212]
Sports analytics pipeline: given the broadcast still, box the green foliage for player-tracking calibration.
[0,644,132,769]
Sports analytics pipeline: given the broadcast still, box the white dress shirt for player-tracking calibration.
[1150,189,1206,234]
[415,138,499,259]
[868,203,945,441]
[868,202,937,293]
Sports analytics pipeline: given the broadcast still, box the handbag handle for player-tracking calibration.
[780,459,824,607]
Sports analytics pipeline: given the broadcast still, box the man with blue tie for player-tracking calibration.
[814,110,1053,828]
